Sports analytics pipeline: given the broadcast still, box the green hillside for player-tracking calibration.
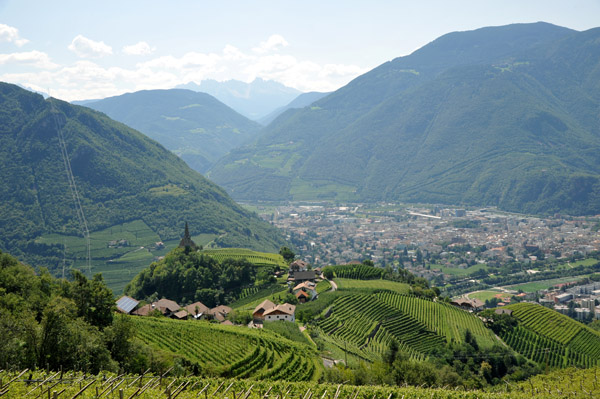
[209,23,600,215]
[84,89,262,173]
[124,247,287,305]
[500,302,600,368]
[316,292,497,362]
[0,83,286,292]
[131,316,321,381]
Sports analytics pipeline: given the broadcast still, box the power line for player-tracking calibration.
[48,96,91,276]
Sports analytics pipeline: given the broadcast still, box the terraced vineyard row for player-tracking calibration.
[2,367,599,399]
[375,292,497,348]
[317,294,447,360]
[323,264,383,279]
[500,303,600,368]
[505,303,582,344]
[130,316,320,381]
[200,248,287,267]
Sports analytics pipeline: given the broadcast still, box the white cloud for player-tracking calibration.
[2,34,367,101]
[0,24,29,47]
[68,35,113,58]
[252,34,289,54]
[0,50,57,69]
[122,41,156,56]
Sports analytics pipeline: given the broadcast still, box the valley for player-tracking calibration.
[2,13,600,398]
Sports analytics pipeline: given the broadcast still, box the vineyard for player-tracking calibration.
[1,367,599,398]
[130,317,320,381]
[200,249,287,268]
[323,264,382,280]
[335,278,409,293]
[500,303,600,368]
[316,292,495,361]
[375,292,497,348]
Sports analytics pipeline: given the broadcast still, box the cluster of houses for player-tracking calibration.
[115,296,234,324]
[114,229,325,326]
[287,259,320,303]
[538,281,600,321]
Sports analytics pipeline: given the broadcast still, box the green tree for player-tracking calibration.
[279,246,295,263]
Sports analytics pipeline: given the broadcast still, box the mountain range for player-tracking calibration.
[208,22,600,215]
[0,83,286,277]
[176,78,302,120]
[81,89,262,173]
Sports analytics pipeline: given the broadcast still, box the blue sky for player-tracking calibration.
[1,0,599,101]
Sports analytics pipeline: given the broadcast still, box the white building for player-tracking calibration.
[264,303,296,322]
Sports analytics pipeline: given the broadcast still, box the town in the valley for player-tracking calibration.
[247,202,600,322]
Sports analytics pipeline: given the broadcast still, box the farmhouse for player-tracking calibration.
[132,298,180,317]
[208,305,232,321]
[293,281,317,301]
[289,260,308,273]
[295,290,310,303]
[288,270,317,284]
[115,296,139,314]
[185,301,209,319]
[264,303,296,322]
[253,300,276,320]
[253,300,296,322]
[450,297,484,311]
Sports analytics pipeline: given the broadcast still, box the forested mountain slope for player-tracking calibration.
[209,23,600,215]
[0,83,286,276]
[83,89,262,173]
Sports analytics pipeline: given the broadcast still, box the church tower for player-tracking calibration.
[178,222,198,250]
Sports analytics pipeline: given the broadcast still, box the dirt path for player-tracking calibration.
[327,278,338,291]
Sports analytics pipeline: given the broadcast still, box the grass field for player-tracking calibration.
[290,178,357,201]
[466,290,508,301]
[35,220,221,294]
[335,278,410,293]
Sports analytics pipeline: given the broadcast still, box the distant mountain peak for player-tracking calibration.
[175,78,302,120]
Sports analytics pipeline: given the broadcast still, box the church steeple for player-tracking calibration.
[178,222,198,250]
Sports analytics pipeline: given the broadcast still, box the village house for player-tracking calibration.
[252,299,296,322]
[208,305,232,322]
[450,297,484,311]
[185,301,209,319]
[288,270,317,284]
[289,259,309,273]
[115,296,139,314]
[264,303,296,322]
[132,298,180,317]
[293,281,317,302]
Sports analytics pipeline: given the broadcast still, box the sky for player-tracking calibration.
[1,0,599,101]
